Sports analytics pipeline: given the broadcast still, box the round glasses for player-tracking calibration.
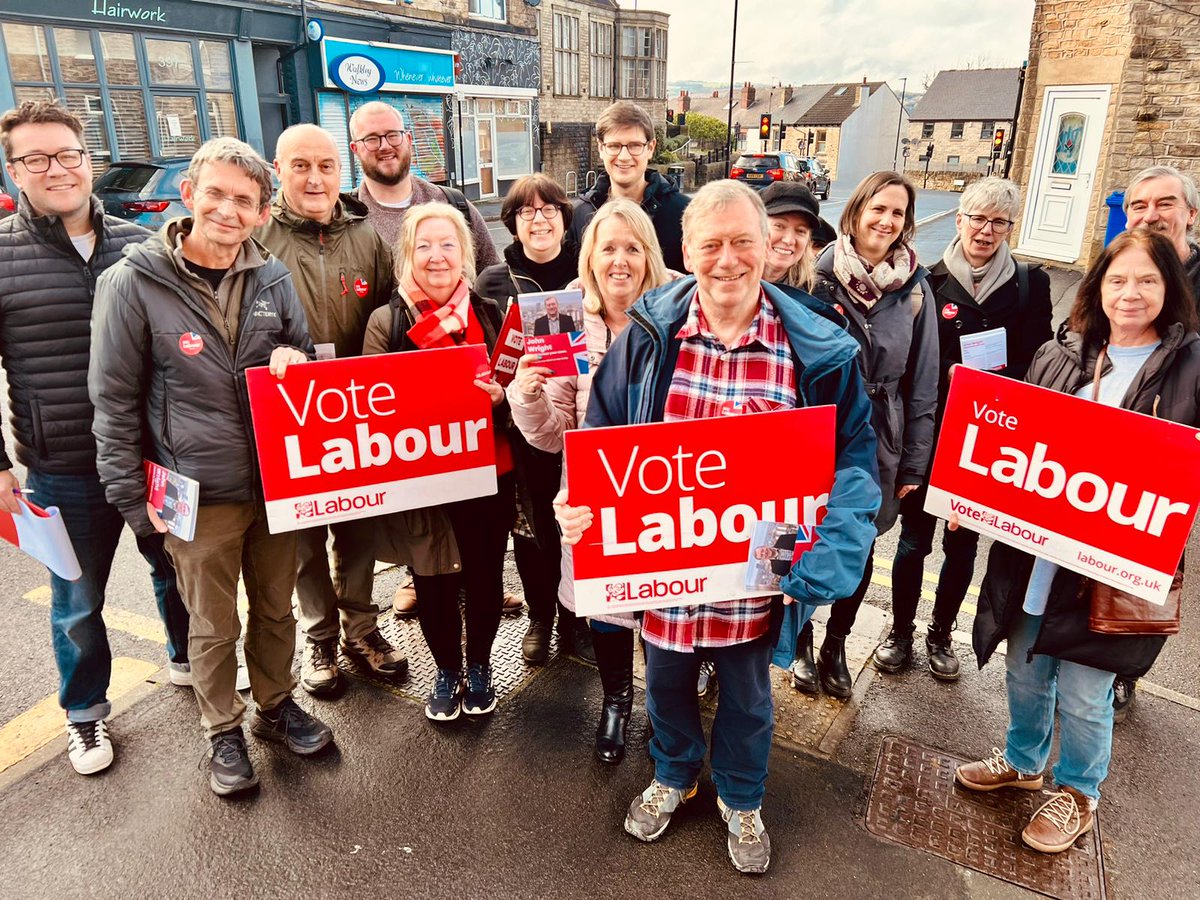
[353,130,408,151]
[601,141,648,157]
[12,148,87,173]
[517,205,561,221]
[964,213,1014,234]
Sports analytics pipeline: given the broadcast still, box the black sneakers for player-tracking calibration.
[463,663,497,716]
[250,697,334,756]
[209,727,258,796]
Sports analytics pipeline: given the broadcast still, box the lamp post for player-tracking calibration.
[725,0,739,176]
[892,76,907,173]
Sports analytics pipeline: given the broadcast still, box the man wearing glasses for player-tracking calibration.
[1125,165,1200,300]
[347,101,499,273]
[91,137,332,796]
[567,101,690,272]
[0,100,191,777]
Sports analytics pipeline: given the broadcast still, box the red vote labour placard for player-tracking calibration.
[246,346,497,533]
[564,408,835,616]
[926,367,1200,604]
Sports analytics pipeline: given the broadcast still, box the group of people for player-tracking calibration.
[2,89,1198,875]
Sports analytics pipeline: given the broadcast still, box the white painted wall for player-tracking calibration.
[836,86,909,193]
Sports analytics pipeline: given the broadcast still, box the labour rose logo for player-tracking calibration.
[178,332,204,356]
[354,277,369,298]
[294,500,317,519]
[942,303,959,320]
[606,582,628,602]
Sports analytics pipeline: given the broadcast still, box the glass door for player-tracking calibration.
[476,116,496,198]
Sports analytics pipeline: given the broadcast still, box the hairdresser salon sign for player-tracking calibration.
[564,408,835,616]
[926,367,1200,604]
[246,347,496,533]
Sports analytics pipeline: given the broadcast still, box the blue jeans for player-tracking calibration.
[24,469,190,722]
[644,635,774,810]
[1004,611,1115,802]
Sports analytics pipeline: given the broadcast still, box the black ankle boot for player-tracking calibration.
[873,629,914,673]
[591,628,635,764]
[791,622,819,694]
[925,625,960,681]
[817,634,853,699]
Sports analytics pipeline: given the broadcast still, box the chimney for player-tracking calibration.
[855,78,870,107]
[782,84,794,106]
[679,89,691,113]
[712,90,720,98]
[740,81,756,109]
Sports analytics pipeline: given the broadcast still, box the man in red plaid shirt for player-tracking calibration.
[556,181,880,875]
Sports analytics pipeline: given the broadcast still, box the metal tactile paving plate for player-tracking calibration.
[338,605,556,705]
[865,735,1107,900]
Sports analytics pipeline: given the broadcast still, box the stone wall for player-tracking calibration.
[907,170,984,192]
[906,120,1014,171]
[540,122,597,195]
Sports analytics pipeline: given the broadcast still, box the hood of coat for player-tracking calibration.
[578,168,681,214]
[121,216,278,293]
[1052,320,1196,368]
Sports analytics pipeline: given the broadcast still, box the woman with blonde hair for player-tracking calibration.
[507,198,671,763]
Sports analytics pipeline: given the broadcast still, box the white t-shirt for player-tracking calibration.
[70,232,97,260]
[374,196,412,210]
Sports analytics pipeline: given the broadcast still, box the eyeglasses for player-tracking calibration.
[601,141,648,157]
[198,186,260,212]
[517,205,561,221]
[11,148,88,173]
[353,130,408,151]
[964,213,1014,234]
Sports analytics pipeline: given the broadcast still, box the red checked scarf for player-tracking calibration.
[832,233,917,309]
[402,275,484,349]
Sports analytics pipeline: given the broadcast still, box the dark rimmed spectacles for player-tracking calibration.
[11,148,88,173]
[964,213,1014,234]
[517,205,561,221]
[353,130,408,151]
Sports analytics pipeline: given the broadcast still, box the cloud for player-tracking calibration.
[647,0,1037,88]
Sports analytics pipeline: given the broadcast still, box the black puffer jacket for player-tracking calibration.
[972,324,1200,677]
[0,193,148,474]
[90,220,313,535]
[566,170,689,272]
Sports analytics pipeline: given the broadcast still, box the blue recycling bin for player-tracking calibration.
[1104,190,1126,246]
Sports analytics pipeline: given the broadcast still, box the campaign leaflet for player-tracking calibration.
[517,289,588,378]
[245,346,498,534]
[0,497,81,580]
[565,407,835,616]
[144,460,200,542]
[744,521,815,592]
[925,367,1200,605]
[488,302,524,388]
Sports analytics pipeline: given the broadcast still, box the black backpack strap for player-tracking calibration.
[439,185,473,222]
[1017,261,1029,306]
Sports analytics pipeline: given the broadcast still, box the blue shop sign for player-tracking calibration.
[322,38,456,94]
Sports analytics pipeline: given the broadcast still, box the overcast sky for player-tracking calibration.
[641,0,1037,92]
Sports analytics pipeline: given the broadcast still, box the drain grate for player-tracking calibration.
[865,735,1106,900]
[338,607,555,705]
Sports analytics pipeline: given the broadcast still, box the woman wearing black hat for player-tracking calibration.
[760,182,821,291]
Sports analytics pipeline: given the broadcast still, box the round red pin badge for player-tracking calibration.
[941,303,959,320]
[354,277,369,298]
[178,332,204,356]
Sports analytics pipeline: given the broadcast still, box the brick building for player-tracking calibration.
[904,68,1020,187]
[535,0,669,195]
[1011,0,1200,269]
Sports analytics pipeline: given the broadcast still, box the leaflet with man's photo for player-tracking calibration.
[744,521,814,592]
[517,289,588,378]
[144,459,200,542]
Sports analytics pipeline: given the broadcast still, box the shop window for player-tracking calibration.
[495,115,532,180]
[460,112,479,184]
[3,24,52,82]
[146,39,196,87]
[553,14,579,96]
[199,42,233,92]
[14,86,55,104]
[206,94,239,140]
[980,120,995,140]
[99,32,139,86]
[53,29,98,84]
[950,121,964,140]
[469,1,506,22]
[590,20,613,98]
[110,90,151,159]
[153,95,201,155]
[920,122,934,139]
[62,88,112,165]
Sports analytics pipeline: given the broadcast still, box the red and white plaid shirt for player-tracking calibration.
[641,287,797,653]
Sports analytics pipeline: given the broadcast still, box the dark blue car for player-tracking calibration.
[93,158,190,229]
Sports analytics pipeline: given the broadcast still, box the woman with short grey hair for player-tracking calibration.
[875,176,1053,680]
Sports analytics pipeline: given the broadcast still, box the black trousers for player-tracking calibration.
[413,474,516,671]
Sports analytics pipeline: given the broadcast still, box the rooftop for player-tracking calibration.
[910,68,1021,122]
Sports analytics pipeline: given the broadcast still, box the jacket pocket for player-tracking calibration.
[28,397,48,455]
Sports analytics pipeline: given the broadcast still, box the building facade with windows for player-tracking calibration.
[904,68,1020,180]
[536,0,669,195]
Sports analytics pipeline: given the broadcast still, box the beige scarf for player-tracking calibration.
[942,236,1015,305]
[832,233,916,309]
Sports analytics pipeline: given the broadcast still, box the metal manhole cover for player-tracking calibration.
[865,736,1106,899]
[338,607,556,705]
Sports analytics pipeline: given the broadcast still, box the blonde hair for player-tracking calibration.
[393,201,477,287]
[778,250,816,293]
[578,199,670,315]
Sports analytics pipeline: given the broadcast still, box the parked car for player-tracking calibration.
[729,152,808,189]
[0,191,14,218]
[93,158,190,228]
[800,157,831,200]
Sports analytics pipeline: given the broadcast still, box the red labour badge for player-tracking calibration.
[178,332,204,356]
[354,277,369,298]
[941,303,959,320]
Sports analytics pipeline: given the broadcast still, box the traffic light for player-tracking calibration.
[667,108,675,123]
[992,129,1005,159]
[760,114,771,141]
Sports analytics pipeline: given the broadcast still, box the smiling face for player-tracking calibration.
[589,215,648,314]
[1126,174,1198,260]
[515,193,564,262]
[853,184,909,266]
[599,124,654,195]
[5,121,93,223]
[350,104,411,187]
[683,196,766,313]
[411,216,464,303]
[275,126,340,224]
[181,160,269,261]
[1100,245,1165,343]
[764,212,813,282]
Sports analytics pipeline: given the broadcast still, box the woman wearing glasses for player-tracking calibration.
[875,177,1052,680]
[475,174,590,666]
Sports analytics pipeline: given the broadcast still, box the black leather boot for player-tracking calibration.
[872,629,914,673]
[591,628,635,765]
[790,622,819,694]
[817,634,853,699]
[925,624,960,681]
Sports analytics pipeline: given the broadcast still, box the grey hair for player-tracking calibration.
[682,179,769,245]
[959,176,1023,220]
[186,137,274,208]
[1124,165,1200,213]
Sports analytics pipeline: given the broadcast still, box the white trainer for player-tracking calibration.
[66,719,114,775]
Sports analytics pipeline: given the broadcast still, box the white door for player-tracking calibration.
[1017,85,1111,264]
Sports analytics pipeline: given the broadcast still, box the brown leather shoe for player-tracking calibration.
[502,591,525,616]
[955,747,1044,792]
[1021,786,1094,853]
[392,579,418,618]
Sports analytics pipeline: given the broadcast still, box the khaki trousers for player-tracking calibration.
[165,502,297,738]
[295,518,380,644]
